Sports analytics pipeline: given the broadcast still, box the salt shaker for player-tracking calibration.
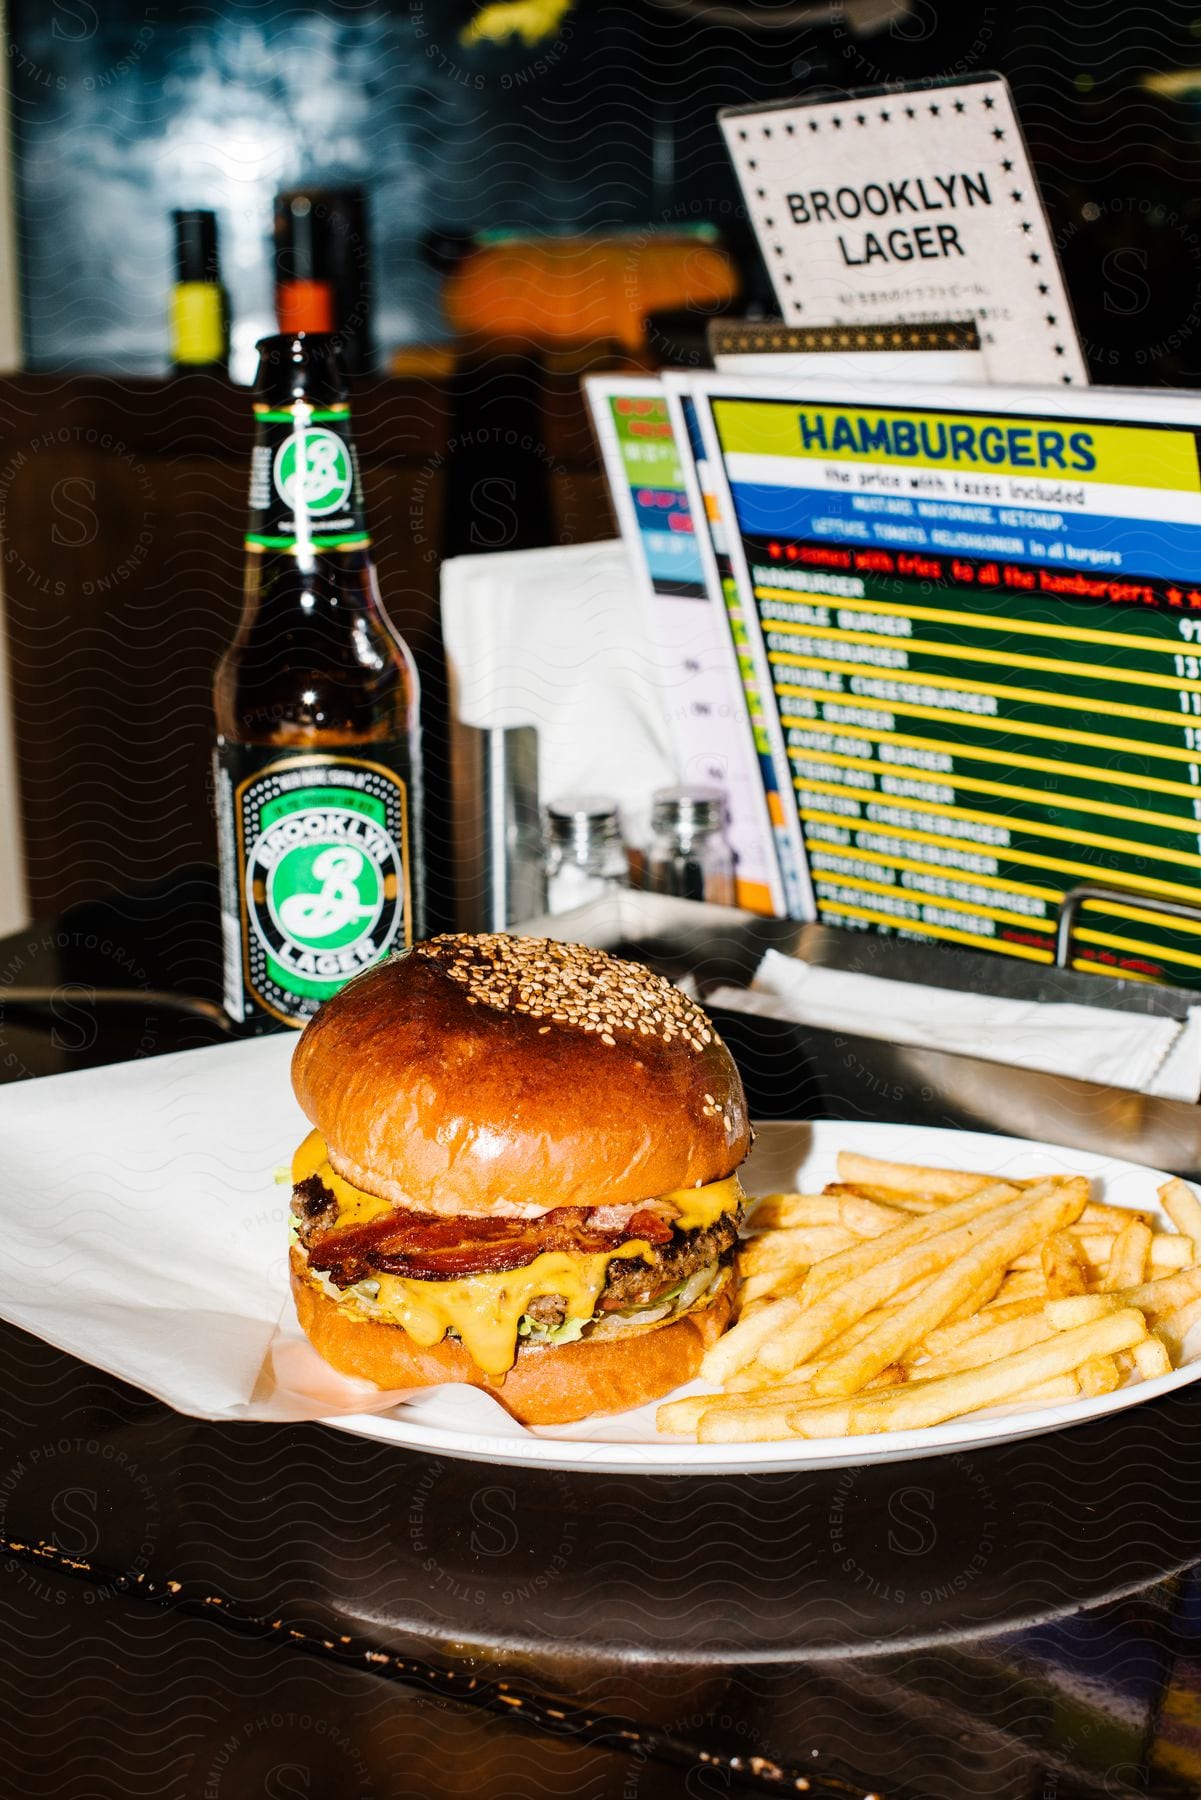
[544,795,629,914]
[646,787,736,907]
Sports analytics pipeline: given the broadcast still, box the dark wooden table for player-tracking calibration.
[3,872,1201,1799]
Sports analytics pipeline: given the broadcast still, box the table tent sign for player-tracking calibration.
[720,72,1088,388]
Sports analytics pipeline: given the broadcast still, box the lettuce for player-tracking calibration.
[518,1312,590,1346]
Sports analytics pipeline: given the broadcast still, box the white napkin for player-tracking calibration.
[708,951,1201,1102]
[441,539,679,847]
[0,1036,520,1427]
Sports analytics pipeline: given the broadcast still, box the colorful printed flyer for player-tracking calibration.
[660,372,811,919]
[585,376,707,598]
[585,375,784,914]
[690,372,1201,989]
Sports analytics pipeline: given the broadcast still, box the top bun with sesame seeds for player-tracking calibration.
[286,934,750,1419]
[291,933,750,1218]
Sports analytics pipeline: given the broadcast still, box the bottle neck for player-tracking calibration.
[245,395,370,561]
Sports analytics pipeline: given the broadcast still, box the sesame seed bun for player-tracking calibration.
[290,1248,736,1425]
[290,935,751,1219]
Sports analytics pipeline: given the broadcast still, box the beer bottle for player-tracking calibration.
[213,331,422,1030]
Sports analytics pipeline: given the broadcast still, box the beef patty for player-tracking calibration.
[526,1205,743,1329]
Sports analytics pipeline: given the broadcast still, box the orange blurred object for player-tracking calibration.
[277,278,336,334]
[442,233,739,351]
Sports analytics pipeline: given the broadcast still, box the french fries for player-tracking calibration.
[1132,1337,1172,1381]
[1160,1177,1201,1259]
[824,1182,939,1215]
[810,1180,1086,1399]
[738,1270,799,1308]
[919,1298,1044,1358]
[797,1181,1022,1307]
[904,1310,1058,1381]
[1041,1232,1088,1299]
[1010,1229,1191,1272]
[1077,1354,1122,1398]
[751,1194,1033,1382]
[989,1270,1047,1305]
[944,1268,1006,1323]
[1081,1201,1155,1231]
[780,1310,1147,1439]
[835,1151,993,1201]
[1155,1293,1201,1363]
[739,1224,860,1276]
[1047,1264,1201,1327]
[749,1192,908,1237]
[658,1148,1201,1446]
[1102,1220,1153,1292]
[745,1193,843,1227]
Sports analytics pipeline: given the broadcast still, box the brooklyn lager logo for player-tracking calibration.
[273,427,354,516]
[246,803,404,986]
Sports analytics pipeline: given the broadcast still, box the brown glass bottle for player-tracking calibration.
[213,331,422,1030]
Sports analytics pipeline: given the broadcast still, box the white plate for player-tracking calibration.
[330,1118,1201,1475]
[0,1034,1195,1473]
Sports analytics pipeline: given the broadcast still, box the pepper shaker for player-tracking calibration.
[646,787,736,907]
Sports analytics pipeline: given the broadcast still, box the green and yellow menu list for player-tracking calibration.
[711,393,1201,990]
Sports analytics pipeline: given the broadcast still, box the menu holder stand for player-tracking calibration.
[1056,883,1201,973]
[708,316,985,375]
[517,890,1201,1164]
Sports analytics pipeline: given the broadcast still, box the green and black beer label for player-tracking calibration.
[215,743,413,1026]
[245,400,370,555]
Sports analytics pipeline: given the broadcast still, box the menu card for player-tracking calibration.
[687,371,1201,990]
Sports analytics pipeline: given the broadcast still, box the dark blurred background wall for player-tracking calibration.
[6,0,1201,926]
[9,0,1201,385]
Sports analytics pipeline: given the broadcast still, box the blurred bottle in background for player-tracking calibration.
[274,192,335,335]
[274,188,374,374]
[169,209,230,374]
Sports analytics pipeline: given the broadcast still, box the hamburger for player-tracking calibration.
[288,932,750,1424]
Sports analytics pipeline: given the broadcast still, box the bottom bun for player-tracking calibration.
[290,1251,735,1426]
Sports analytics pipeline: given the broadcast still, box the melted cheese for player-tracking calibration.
[292,1129,393,1227]
[660,1174,744,1231]
[370,1245,648,1376]
[294,1128,742,1235]
[291,1130,739,1372]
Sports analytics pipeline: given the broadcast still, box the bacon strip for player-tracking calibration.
[308,1197,673,1287]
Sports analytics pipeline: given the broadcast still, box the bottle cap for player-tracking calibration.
[651,786,726,838]
[546,795,622,856]
[173,209,220,283]
[253,331,347,407]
